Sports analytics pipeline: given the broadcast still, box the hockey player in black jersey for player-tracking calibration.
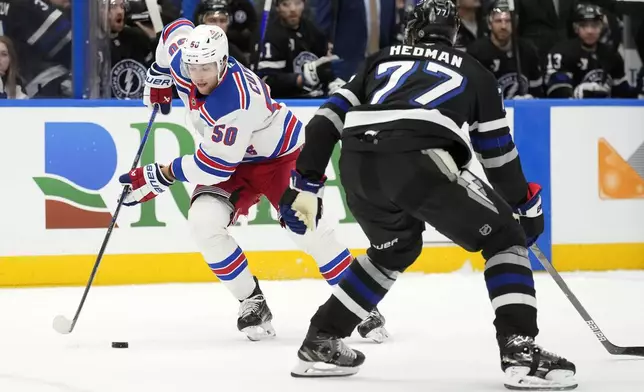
[467,1,543,99]
[546,4,635,98]
[257,0,344,98]
[279,0,577,389]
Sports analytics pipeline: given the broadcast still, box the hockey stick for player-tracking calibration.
[529,244,644,357]
[251,0,274,72]
[52,105,160,335]
[505,0,527,96]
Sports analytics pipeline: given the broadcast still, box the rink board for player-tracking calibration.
[0,99,643,286]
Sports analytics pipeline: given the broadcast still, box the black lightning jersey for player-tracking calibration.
[0,0,72,95]
[297,42,529,207]
[546,38,633,98]
[257,17,329,98]
[467,37,543,98]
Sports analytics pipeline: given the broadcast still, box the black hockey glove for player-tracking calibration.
[513,182,544,247]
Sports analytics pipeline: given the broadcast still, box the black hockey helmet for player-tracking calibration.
[574,3,604,23]
[404,0,460,46]
[194,0,230,26]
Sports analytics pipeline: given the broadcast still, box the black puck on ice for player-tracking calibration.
[111,342,129,348]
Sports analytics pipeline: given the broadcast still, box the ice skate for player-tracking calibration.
[357,307,389,343]
[501,335,577,391]
[291,330,365,377]
[237,282,275,341]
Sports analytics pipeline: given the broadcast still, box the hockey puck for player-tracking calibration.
[111,342,129,349]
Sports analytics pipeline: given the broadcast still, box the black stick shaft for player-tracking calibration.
[67,106,160,333]
[530,244,644,357]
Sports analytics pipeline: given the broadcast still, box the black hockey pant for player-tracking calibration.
[310,149,539,344]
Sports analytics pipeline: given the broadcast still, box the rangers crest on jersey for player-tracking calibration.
[293,51,319,74]
[497,72,528,99]
[111,59,147,99]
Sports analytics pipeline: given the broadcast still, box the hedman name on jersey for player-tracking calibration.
[389,45,463,68]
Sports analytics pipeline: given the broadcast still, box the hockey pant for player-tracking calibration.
[188,153,352,301]
[310,148,539,342]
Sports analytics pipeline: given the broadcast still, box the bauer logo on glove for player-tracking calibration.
[119,163,174,206]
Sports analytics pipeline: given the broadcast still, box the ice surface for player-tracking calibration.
[0,271,643,391]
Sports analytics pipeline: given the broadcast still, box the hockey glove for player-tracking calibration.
[144,63,173,115]
[278,171,325,235]
[573,82,610,99]
[513,182,544,247]
[301,55,340,89]
[118,163,174,206]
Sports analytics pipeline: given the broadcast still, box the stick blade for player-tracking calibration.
[53,315,73,334]
[617,346,644,357]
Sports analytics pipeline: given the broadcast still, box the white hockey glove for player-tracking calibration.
[513,94,534,100]
[328,78,346,95]
[278,171,325,235]
[144,63,174,114]
[301,55,340,88]
[573,82,610,99]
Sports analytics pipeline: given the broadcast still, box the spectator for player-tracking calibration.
[194,0,250,67]
[258,0,343,98]
[455,0,487,50]
[227,0,258,54]
[315,0,398,80]
[0,36,27,99]
[0,0,72,97]
[516,0,578,63]
[545,3,636,98]
[109,0,154,99]
[126,0,182,40]
[467,0,543,98]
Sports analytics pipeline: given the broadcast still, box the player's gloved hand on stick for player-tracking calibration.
[118,163,174,206]
[513,182,544,247]
[144,63,173,114]
[279,171,325,235]
[573,82,610,99]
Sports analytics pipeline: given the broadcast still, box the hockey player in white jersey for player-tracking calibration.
[118,19,387,342]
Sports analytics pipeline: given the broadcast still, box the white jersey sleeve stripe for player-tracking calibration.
[170,67,190,94]
[199,105,216,127]
[232,72,249,110]
[162,18,194,43]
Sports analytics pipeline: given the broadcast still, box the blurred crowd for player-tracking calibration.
[0,0,642,100]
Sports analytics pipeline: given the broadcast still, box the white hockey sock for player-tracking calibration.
[189,196,256,300]
[288,218,352,285]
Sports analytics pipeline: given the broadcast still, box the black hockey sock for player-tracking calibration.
[483,246,539,342]
[311,255,399,337]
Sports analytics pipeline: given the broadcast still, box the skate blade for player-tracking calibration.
[290,359,360,378]
[364,326,389,344]
[504,367,577,391]
[241,322,276,342]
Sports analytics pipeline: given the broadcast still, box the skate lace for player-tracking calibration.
[239,294,264,318]
[335,340,356,360]
[510,335,562,361]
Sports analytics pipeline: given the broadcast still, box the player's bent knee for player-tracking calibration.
[188,195,234,244]
[480,217,526,260]
[368,234,422,272]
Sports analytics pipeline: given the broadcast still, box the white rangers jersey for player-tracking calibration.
[151,18,304,185]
